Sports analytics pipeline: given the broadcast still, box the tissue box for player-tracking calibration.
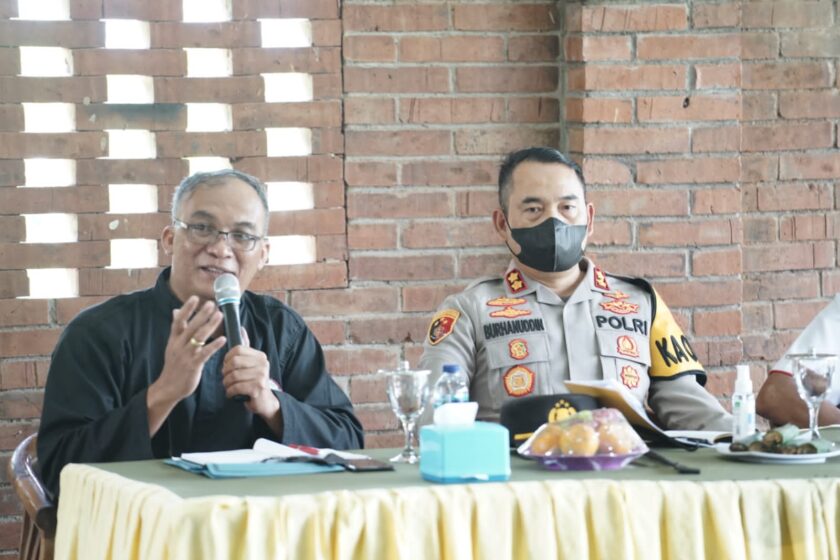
[419,422,510,484]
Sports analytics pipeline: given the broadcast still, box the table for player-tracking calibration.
[55,440,840,560]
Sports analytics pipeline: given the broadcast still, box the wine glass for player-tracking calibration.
[789,351,837,443]
[385,368,431,464]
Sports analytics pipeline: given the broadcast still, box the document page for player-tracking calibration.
[564,379,665,435]
[565,379,732,446]
[179,439,369,465]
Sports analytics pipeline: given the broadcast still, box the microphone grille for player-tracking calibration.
[213,273,241,303]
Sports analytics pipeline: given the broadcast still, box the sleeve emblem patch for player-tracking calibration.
[508,338,529,360]
[427,309,460,345]
[503,365,535,397]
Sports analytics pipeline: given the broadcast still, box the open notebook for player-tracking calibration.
[166,439,371,478]
[564,379,731,446]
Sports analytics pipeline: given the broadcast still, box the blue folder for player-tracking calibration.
[165,457,344,479]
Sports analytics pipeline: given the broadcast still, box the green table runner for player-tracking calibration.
[91,435,840,500]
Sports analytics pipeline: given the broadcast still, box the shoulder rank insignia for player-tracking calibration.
[490,307,531,319]
[616,335,639,358]
[503,365,535,397]
[427,309,460,345]
[593,267,609,291]
[505,269,527,293]
[508,338,529,360]
[600,290,639,315]
[620,365,640,389]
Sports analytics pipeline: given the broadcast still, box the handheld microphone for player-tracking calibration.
[213,273,249,402]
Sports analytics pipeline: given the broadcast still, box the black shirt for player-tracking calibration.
[37,268,363,494]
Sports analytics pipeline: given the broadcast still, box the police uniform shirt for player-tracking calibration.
[418,258,732,431]
[769,294,840,406]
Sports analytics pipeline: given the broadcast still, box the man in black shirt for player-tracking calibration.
[38,169,363,494]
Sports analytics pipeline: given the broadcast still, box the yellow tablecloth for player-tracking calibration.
[55,450,840,560]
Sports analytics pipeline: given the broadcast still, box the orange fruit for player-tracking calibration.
[597,423,636,454]
[529,425,560,455]
[558,423,599,457]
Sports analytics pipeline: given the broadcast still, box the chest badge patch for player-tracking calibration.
[487,295,530,319]
[616,335,639,359]
[508,338,529,360]
[600,290,639,315]
[427,309,460,345]
[503,365,535,397]
[487,297,527,307]
[506,269,527,293]
[593,267,609,291]
[620,365,641,389]
[490,307,531,319]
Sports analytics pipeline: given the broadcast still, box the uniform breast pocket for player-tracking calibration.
[596,331,651,398]
[484,333,551,409]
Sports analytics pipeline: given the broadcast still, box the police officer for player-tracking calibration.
[419,147,731,431]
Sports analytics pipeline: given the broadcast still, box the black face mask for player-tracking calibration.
[506,217,587,273]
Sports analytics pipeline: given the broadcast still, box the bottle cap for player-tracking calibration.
[442,364,460,374]
[735,364,752,394]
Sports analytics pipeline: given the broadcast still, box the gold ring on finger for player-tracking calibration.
[189,337,205,348]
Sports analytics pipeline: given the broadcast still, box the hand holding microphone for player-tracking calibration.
[215,274,280,417]
[214,273,249,402]
[214,273,244,349]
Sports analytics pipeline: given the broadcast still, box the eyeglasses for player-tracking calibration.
[173,219,263,252]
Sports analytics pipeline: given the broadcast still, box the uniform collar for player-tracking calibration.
[152,266,185,317]
[502,258,606,305]
[152,267,251,324]
[566,258,610,305]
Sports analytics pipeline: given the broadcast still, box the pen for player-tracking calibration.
[287,444,321,455]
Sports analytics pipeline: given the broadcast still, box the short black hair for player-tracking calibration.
[498,147,585,215]
[172,169,270,234]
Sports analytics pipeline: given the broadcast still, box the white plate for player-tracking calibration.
[713,442,840,464]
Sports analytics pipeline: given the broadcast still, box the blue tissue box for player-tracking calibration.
[419,422,511,484]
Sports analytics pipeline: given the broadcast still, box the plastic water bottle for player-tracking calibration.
[432,364,469,408]
[732,364,756,443]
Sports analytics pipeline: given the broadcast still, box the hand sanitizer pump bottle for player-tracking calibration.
[732,365,756,443]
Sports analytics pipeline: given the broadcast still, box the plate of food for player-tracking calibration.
[714,444,840,464]
[714,424,840,464]
[518,408,648,471]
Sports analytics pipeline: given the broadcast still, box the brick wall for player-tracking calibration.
[739,0,840,377]
[566,1,747,400]
[0,0,838,555]
[561,0,838,400]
